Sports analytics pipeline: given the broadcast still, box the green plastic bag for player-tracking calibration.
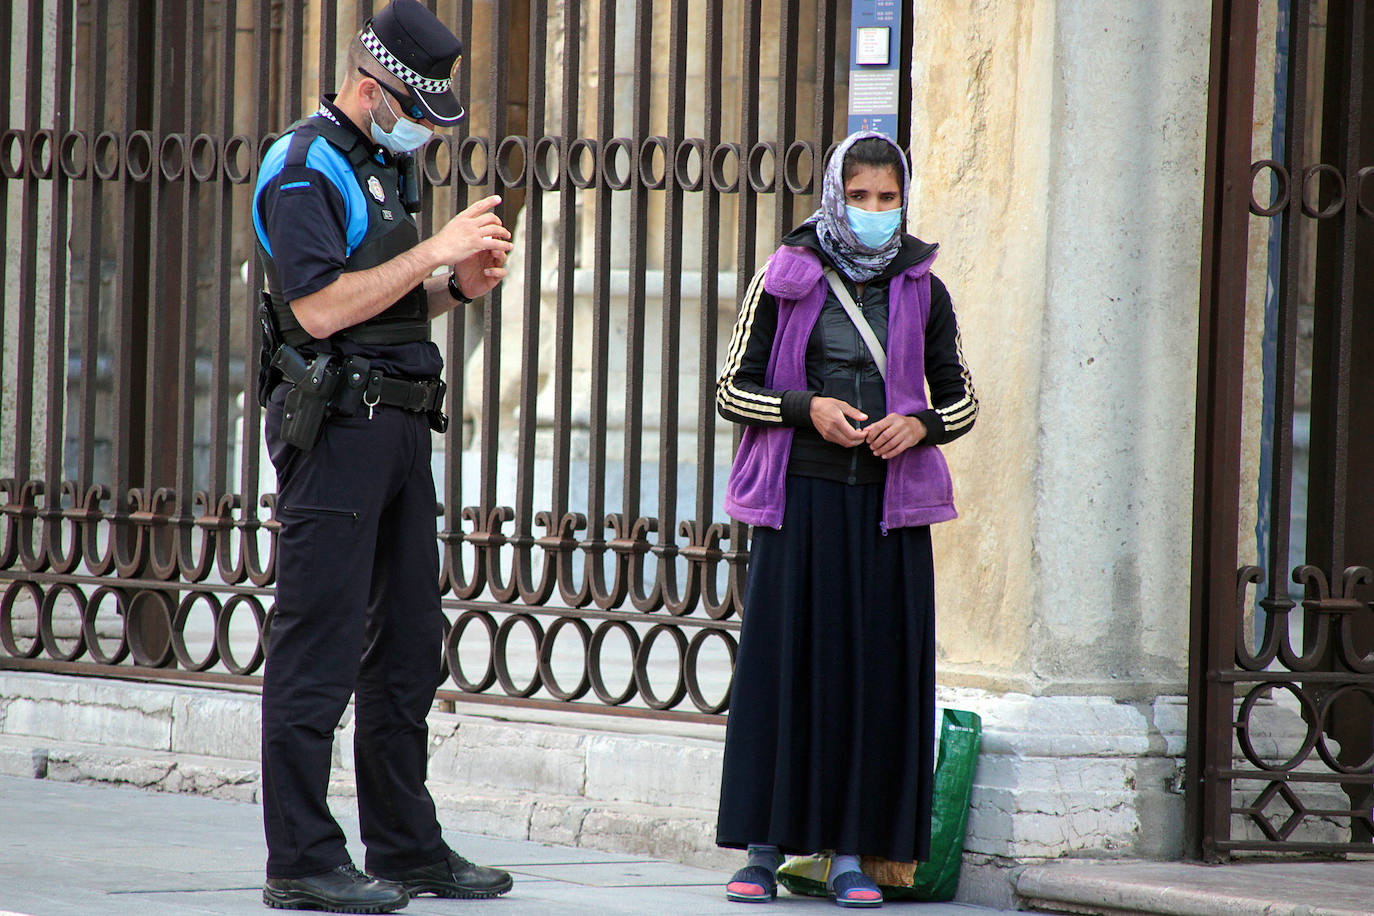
[775,707,982,902]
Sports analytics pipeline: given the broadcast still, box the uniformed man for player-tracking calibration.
[252,2,513,912]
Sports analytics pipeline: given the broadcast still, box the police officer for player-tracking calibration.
[252,2,513,912]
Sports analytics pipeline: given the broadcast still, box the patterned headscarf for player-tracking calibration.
[806,130,910,283]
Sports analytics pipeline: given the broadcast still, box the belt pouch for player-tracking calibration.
[332,356,371,417]
[427,378,449,433]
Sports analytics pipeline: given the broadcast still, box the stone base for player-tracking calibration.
[936,687,1189,908]
[0,672,1243,908]
[1015,858,1374,916]
[0,671,735,872]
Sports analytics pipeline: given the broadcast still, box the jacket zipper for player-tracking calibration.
[848,285,862,486]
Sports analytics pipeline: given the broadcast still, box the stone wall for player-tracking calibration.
[913,1,1211,696]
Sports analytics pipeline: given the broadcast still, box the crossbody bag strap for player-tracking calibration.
[822,267,887,380]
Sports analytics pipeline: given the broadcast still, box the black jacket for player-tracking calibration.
[716,224,978,484]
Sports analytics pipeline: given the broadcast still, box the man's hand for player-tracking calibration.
[451,240,509,301]
[864,413,927,459]
[429,195,514,271]
[809,396,868,447]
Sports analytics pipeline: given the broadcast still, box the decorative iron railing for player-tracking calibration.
[1189,0,1374,857]
[0,0,868,721]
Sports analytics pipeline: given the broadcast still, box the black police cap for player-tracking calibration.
[361,0,465,125]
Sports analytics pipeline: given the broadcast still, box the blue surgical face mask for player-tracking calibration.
[846,205,903,249]
[371,93,434,154]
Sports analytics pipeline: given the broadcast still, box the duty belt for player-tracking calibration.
[276,352,444,413]
[271,345,449,452]
[361,372,447,417]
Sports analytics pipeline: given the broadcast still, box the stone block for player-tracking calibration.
[171,694,260,760]
[427,788,536,841]
[530,798,593,847]
[427,719,587,797]
[578,804,723,866]
[584,734,722,810]
[162,760,261,803]
[0,674,174,751]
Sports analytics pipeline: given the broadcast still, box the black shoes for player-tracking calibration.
[263,863,408,913]
[373,847,514,899]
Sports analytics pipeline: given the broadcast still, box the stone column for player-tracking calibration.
[907,1,1220,904]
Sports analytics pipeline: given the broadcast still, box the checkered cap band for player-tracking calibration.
[361,25,452,94]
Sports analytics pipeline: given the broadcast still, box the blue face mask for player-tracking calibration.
[371,93,434,154]
[846,205,903,249]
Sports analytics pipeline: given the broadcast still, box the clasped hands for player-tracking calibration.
[808,395,927,460]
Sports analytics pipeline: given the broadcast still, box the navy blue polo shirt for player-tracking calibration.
[253,99,442,378]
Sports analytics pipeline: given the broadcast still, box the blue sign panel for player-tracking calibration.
[847,0,902,138]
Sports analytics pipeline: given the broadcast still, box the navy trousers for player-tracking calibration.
[262,386,447,878]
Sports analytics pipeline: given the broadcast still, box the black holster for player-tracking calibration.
[276,350,342,451]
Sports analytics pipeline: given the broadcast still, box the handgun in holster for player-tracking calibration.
[274,348,342,451]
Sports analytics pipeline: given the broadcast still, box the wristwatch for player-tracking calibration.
[447,271,473,303]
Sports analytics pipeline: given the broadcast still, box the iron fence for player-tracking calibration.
[1188,0,1374,858]
[0,0,866,721]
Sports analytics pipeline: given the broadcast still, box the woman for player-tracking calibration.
[714,130,977,908]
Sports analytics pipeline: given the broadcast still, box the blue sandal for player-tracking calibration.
[829,869,883,908]
[726,864,778,903]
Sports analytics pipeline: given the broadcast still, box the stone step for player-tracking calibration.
[0,671,734,870]
[1015,859,1374,916]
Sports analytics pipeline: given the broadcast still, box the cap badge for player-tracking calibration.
[368,175,386,203]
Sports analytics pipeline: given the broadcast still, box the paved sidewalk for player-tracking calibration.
[0,776,1012,916]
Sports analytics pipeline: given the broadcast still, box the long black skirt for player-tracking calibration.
[716,475,936,862]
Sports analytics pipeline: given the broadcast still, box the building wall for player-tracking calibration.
[914,1,1212,697]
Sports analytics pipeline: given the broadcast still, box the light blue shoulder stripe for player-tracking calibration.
[252,131,369,259]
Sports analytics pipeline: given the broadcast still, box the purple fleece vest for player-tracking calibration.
[723,245,957,531]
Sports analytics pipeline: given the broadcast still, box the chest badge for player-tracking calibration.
[367,175,386,203]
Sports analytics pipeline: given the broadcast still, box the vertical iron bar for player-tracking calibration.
[175,0,205,517]
[442,0,473,560]
[814,0,838,186]
[113,0,157,568]
[143,0,179,492]
[1262,0,1311,619]
[479,0,510,516]
[735,0,761,317]
[282,0,304,130]
[1186,0,1259,862]
[14,0,46,485]
[619,0,652,575]
[695,0,724,533]
[724,0,765,619]
[645,0,689,613]
[509,0,548,599]
[773,0,798,241]
[206,0,237,503]
[1308,0,1363,578]
[582,0,618,603]
[0,0,11,390]
[242,0,274,515]
[551,0,581,577]
[44,0,76,528]
[319,0,339,97]
[78,0,110,493]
